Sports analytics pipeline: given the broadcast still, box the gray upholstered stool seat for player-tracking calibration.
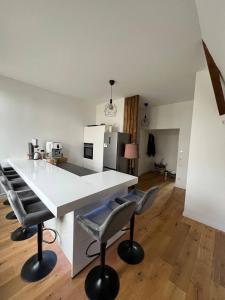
[2,166,14,171]
[11,180,31,192]
[77,199,136,300]
[0,164,16,174]
[8,189,41,241]
[7,190,57,282]
[0,170,20,205]
[0,164,14,172]
[5,174,20,180]
[0,175,39,241]
[77,200,120,242]
[0,175,30,193]
[117,187,159,215]
[0,174,40,241]
[0,171,20,181]
[20,200,54,227]
[116,186,159,265]
[0,175,31,220]
[0,164,18,177]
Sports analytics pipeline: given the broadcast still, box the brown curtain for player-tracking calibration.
[123,95,139,143]
[123,95,139,175]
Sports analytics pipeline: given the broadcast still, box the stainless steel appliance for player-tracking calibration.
[84,143,93,159]
[27,138,39,160]
[103,132,130,173]
[46,142,63,158]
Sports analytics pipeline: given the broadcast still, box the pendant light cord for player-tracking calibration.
[110,84,112,103]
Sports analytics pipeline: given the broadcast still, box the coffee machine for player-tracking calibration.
[46,142,63,158]
[28,138,39,160]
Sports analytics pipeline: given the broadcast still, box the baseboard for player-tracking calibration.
[174,182,186,190]
[183,209,225,232]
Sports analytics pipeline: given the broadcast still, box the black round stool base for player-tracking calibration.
[118,240,144,265]
[11,226,37,241]
[85,265,119,300]
[3,200,10,206]
[6,211,16,220]
[21,250,57,282]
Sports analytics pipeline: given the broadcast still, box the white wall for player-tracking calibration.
[0,75,95,165]
[138,101,193,189]
[156,129,179,169]
[96,98,124,132]
[184,69,225,231]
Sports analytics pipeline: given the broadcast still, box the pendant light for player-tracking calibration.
[104,80,117,117]
[141,102,150,128]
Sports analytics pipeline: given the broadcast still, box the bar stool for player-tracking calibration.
[116,186,159,265]
[0,163,14,171]
[0,165,19,178]
[0,164,15,173]
[0,175,30,220]
[77,199,136,300]
[11,190,41,241]
[0,170,20,181]
[0,175,39,240]
[0,169,20,205]
[7,190,57,282]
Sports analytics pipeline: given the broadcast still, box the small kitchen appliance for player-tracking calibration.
[28,138,39,159]
[46,142,63,158]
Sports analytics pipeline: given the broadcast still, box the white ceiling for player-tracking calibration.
[0,0,204,105]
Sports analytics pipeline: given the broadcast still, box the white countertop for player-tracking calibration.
[8,159,138,217]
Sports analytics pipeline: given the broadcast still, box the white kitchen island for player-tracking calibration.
[8,159,138,277]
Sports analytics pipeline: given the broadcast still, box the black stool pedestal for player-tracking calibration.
[11,226,37,241]
[85,265,119,300]
[21,223,57,282]
[118,214,144,265]
[21,250,57,282]
[118,240,144,265]
[85,242,119,300]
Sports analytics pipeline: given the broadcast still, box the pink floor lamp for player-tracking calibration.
[124,143,138,175]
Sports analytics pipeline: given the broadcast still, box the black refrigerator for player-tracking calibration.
[103,132,130,173]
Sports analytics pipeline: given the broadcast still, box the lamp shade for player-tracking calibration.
[124,143,138,159]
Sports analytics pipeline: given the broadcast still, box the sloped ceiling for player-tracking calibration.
[0,0,204,105]
[195,0,225,80]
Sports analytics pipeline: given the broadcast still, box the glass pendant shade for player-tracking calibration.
[104,80,117,117]
[104,99,117,117]
[141,114,150,128]
[141,102,150,128]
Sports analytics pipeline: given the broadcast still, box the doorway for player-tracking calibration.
[138,128,180,183]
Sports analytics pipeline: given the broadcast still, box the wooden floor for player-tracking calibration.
[1,172,225,299]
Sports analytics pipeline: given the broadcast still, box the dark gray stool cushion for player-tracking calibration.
[7,190,54,227]
[0,175,29,193]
